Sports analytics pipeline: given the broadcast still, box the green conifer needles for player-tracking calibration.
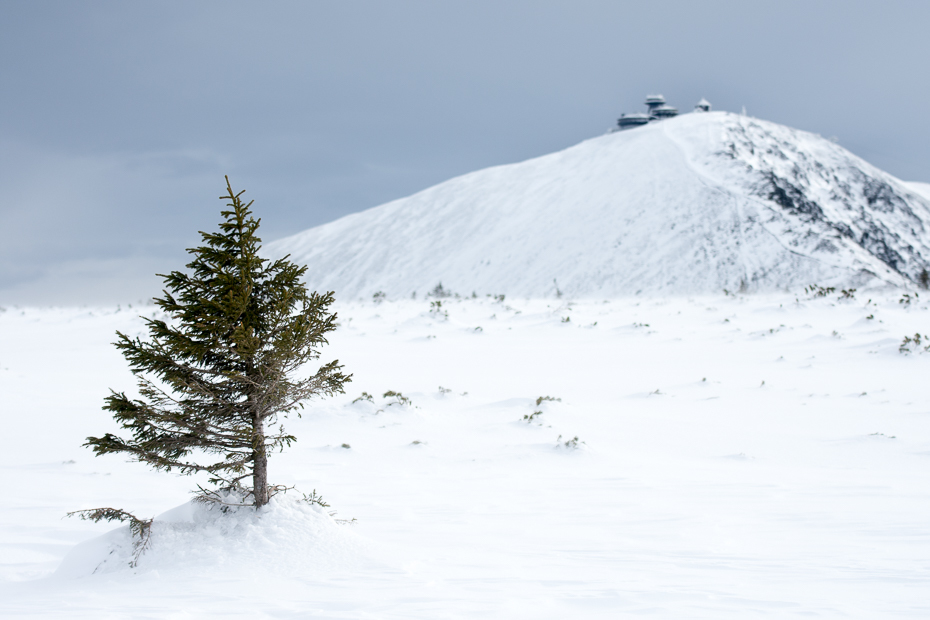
[86,177,351,507]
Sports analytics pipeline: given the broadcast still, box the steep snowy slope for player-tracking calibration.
[268,112,930,298]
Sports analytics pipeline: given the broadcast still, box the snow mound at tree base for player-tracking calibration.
[55,494,363,578]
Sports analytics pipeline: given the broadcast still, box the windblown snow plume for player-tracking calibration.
[268,112,930,298]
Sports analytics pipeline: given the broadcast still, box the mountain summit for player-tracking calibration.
[267,111,930,298]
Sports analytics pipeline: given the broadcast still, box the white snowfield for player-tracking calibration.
[2,292,929,618]
[268,112,930,299]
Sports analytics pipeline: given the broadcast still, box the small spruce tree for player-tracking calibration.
[86,177,350,507]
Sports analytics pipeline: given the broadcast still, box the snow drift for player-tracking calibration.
[268,111,930,298]
[55,495,363,578]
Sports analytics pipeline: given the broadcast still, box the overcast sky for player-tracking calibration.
[2,0,929,304]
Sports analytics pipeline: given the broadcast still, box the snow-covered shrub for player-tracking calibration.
[899,333,929,354]
[352,392,375,404]
[383,390,412,407]
[556,435,584,449]
[429,300,448,319]
[804,284,836,298]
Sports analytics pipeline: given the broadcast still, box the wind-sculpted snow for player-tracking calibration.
[3,295,930,617]
[267,112,930,298]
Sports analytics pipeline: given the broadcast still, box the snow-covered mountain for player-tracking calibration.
[267,111,930,298]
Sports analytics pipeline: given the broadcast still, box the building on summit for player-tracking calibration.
[644,94,667,114]
[615,95,711,131]
[616,112,650,130]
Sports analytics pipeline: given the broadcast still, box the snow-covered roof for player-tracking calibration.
[651,105,678,117]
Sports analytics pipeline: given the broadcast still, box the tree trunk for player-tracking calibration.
[252,412,269,507]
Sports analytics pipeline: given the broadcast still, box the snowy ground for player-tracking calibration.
[1,290,929,618]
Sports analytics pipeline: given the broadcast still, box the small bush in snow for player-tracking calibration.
[429,283,451,298]
[804,284,836,298]
[525,395,561,423]
[352,392,375,404]
[899,293,919,307]
[372,291,386,304]
[556,435,584,449]
[429,300,448,319]
[899,333,930,354]
[383,390,412,406]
